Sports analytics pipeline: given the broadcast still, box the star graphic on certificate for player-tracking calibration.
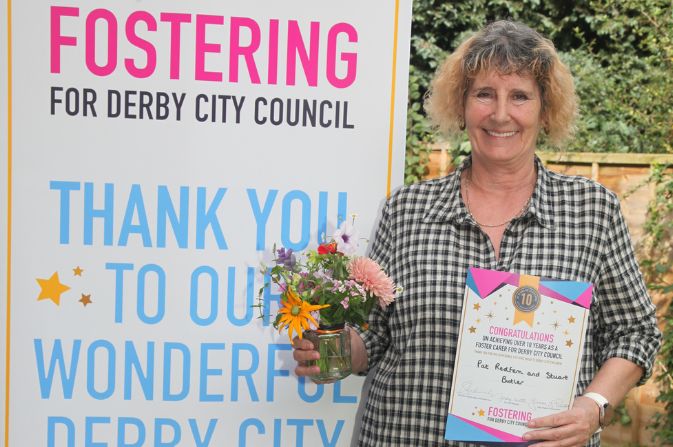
[486,312,494,320]
[552,321,560,330]
[469,326,477,333]
[568,315,576,324]
[565,339,574,347]
[478,409,485,417]
[79,294,92,306]
[73,266,84,276]
[36,272,70,305]
[473,303,481,311]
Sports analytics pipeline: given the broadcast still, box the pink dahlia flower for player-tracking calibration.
[348,257,396,308]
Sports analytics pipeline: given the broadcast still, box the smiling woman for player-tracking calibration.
[287,20,661,447]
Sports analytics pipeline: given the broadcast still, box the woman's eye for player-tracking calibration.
[512,93,529,103]
[474,91,493,102]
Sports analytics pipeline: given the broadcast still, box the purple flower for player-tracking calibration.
[275,248,296,269]
[341,297,350,309]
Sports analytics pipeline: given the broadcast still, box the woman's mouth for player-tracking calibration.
[485,129,518,137]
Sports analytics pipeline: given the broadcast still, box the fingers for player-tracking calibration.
[292,336,321,376]
[522,407,595,447]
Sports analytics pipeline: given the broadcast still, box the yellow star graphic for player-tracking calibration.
[79,294,92,306]
[566,339,573,347]
[36,272,70,305]
[568,316,576,324]
[478,409,485,417]
[469,326,477,333]
[73,266,84,276]
[473,303,481,311]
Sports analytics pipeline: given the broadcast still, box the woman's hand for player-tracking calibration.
[291,336,323,377]
[521,396,599,446]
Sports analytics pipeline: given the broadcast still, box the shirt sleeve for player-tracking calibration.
[593,196,662,385]
[353,197,394,374]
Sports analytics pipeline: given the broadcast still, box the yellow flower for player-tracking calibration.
[277,288,329,341]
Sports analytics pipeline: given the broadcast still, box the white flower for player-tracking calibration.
[333,220,359,255]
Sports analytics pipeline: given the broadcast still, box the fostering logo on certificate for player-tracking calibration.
[444,267,592,443]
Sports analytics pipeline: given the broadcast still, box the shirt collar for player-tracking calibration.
[423,155,555,229]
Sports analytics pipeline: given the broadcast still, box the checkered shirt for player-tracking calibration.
[355,156,662,447]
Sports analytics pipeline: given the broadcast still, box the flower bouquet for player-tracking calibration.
[260,219,396,383]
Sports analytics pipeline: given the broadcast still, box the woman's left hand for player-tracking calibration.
[522,396,599,446]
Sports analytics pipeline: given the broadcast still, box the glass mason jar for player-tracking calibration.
[303,324,352,383]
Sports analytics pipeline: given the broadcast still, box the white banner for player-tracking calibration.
[1,1,412,446]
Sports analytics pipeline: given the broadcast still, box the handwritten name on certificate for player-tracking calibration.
[444,267,592,443]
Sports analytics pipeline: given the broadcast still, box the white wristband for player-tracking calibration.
[582,392,610,433]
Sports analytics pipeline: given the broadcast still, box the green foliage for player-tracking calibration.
[405,0,673,183]
[639,165,673,444]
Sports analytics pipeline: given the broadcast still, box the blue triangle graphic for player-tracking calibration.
[444,415,502,442]
[466,269,480,297]
[541,280,591,301]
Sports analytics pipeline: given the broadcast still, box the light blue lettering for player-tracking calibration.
[118,417,146,447]
[273,419,282,447]
[188,418,217,447]
[84,182,114,246]
[287,419,312,446]
[298,376,324,403]
[137,264,165,324]
[333,380,357,403]
[231,343,259,402]
[196,187,228,250]
[47,416,75,447]
[35,339,81,399]
[227,266,254,326]
[238,418,264,447]
[246,188,278,250]
[85,416,110,447]
[267,344,291,401]
[190,266,218,326]
[124,341,154,400]
[163,342,191,401]
[154,418,181,447]
[157,185,189,248]
[118,184,152,247]
[280,190,310,251]
[317,419,344,447]
[106,262,134,323]
[86,340,115,400]
[199,343,225,402]
[50,180,80,245]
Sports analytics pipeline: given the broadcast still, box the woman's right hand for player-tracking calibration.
[292,337,322,376]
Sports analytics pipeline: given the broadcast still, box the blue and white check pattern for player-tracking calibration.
[355,156,661,447]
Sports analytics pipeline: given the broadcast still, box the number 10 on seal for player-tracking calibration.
[444,267,592,443]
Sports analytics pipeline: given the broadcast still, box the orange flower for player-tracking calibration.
[277,288,329,341]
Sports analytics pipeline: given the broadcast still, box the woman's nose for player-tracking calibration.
[491,98,510,123]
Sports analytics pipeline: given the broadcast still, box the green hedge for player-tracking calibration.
[405,0,673,183]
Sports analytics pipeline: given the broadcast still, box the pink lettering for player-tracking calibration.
[159,12,191,80]
[195,14,224,82]
[267,19,279,85]
[85,9,118,76]
[124,11,157,78]
[286,21,319,87]
[229,17,261,84]
[50,6,79,73]
[327,23,358,88]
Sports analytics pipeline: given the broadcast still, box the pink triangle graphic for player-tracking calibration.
[471,267,516,299]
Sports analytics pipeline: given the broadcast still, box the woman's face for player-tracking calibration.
[464,70,543,167]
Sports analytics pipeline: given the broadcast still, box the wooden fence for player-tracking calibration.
[425,149,673,446]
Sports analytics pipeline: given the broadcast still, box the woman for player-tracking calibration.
[293,20,661,446]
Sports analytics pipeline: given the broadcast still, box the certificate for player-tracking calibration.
[445,267,592,443]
